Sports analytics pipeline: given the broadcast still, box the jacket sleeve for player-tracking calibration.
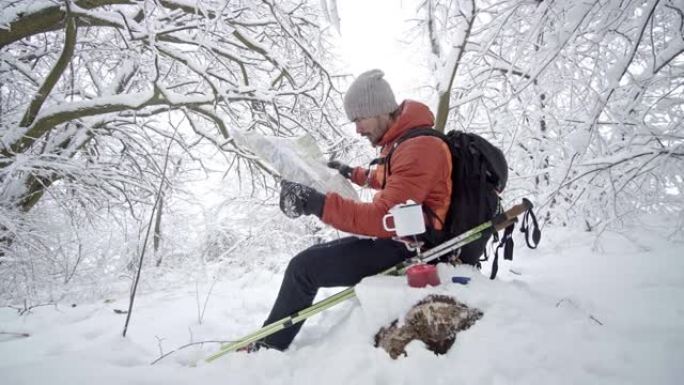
[321,137,449,237]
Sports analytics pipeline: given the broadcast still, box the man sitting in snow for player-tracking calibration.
[254,69,453,351]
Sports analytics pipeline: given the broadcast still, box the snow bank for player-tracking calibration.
[1,220,683,384]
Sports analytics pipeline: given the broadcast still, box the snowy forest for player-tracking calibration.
[1,0,683,384]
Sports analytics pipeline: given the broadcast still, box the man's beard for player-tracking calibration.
[364,134,380,147]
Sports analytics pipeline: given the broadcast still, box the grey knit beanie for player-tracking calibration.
[344,69,398,121]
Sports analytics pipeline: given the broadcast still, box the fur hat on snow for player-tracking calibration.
[343,69,399,121]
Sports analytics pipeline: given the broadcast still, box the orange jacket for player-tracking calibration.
[322,100,452,238]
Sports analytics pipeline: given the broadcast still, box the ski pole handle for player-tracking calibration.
[493,198,533,228]
[494,217,517,232]
[504,198,533,219]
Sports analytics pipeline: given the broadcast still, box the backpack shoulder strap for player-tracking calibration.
[384,127,446,177]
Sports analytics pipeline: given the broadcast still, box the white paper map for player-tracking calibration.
[232,130,360,201]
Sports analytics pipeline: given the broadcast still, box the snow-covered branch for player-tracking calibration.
[0,0,342,261]
[412,0,684,227]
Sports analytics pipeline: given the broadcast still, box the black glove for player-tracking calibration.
[279,180,325,219]
[327,160,353,179]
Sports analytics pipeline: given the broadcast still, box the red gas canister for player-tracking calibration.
[406,263,441,288]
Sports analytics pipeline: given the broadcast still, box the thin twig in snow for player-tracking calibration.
[556,298,604,326]
[150,340,233,365]
[0,331,31,338]
[122,124,178,337]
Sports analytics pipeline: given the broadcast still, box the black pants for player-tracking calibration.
[260,236,413,350]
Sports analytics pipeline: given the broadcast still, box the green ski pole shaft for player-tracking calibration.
[206,199,532,362]
[206,288,355,362]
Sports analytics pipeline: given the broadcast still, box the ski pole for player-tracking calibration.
[205,288,356,362]
[206,199,532,362]
[386,198,531,274]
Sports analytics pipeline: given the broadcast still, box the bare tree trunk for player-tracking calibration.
[154,192,164,267]
[434,0,475,133]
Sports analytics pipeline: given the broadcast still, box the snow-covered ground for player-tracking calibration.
[2,218,683,385]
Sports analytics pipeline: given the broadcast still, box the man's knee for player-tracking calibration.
[284,246,319,286]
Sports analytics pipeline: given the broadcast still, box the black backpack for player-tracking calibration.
[377,127,513,270]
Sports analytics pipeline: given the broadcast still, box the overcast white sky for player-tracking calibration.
[333,0,433,104]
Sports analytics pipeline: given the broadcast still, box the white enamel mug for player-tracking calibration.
[382,201,426,237]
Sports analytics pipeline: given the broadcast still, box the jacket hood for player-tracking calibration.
[377,100,435,147]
